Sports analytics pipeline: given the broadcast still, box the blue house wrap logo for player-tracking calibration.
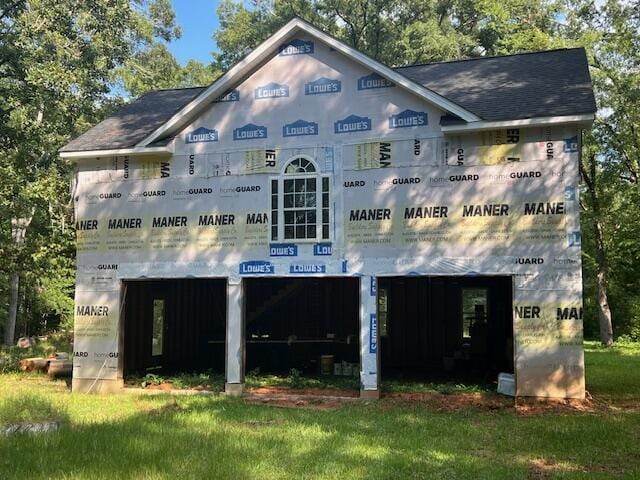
[313,243,332,256]
[233,123,267,141]
[334,114,372,134]
[369,314,377,353]
[214,89,240,103]
[283,119,318,137]
[239,261,274,274]
[255,82,289,100]
[389,109,428,128]
[568,231,581,247]
[185,127,218,144]
[305,77,341,95]
[279,39,314,56]
[564,136,579,153]
[289,262,326,274]
[269,243,298,256]
[357,72,394,90]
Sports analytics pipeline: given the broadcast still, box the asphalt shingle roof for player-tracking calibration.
[397,48,596,122]
[60,87,205,152]
[61,48,596,153]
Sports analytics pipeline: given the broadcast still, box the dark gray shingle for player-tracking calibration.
[62,48,596,153]
[60,87,206,152]
[396,48,596,121]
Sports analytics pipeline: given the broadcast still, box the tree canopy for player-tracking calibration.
[0,0,638,345]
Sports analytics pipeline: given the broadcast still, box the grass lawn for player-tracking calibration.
[0,342,639,479]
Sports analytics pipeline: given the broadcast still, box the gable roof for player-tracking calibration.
[397,48,596,122]
[60,87,205,153]
[60,19,596,156]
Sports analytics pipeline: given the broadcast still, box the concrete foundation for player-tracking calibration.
[72,378,124,393]
[360,389,380,400]
[225,382,245,397]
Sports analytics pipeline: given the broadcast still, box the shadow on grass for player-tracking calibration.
[2,393,639,479]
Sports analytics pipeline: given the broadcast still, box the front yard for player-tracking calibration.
[0,341,639,479]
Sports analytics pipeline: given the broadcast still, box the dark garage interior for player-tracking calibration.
[244,277,360,375]
[122,278,227,376]
[377,276,514,383]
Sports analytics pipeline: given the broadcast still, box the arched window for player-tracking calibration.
[271,156,330,242]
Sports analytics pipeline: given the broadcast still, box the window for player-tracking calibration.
[151,299,165,356]
[461,288,487,339]
[271,157,330,242]
[378,287,388,337]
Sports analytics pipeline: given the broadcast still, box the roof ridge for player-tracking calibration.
[142,86,208,93]
[394,47,584,69]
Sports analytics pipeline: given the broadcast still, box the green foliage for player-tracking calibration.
[287,367,302,388]
[212,0,566,69]
[563,0,640,339]
[0,1,211,342]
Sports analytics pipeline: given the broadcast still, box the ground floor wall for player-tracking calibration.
[72,269,585,399]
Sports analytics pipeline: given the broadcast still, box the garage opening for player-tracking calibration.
[377,276,513,383]
[122,279,227,376]
[244,277,360,375]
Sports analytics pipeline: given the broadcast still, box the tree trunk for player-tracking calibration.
[594,220,614,347]
[3,272,19,346]
[580,154,614,347]
[3,214,34,346]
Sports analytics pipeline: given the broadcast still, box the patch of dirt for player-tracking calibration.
[145,382,174,391]
[381,392,513,412]
[515,396,600,416]
[527,458,583,479]
[244,396,346,410]
[246,386,359,398]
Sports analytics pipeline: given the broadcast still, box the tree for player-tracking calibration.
[212,0,565,69]
[564,0,640,345]
[0,0,197,345]
[115,0,220,97]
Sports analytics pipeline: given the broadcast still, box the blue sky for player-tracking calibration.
[169,0,221,65]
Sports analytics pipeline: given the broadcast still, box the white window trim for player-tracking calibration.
[270,156,331,243]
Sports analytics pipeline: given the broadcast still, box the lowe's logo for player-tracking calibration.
[185,127,218,144]
[568,231,581,247]
[279,39,314,56]
[305,77,341,95]
[335,114,372,134]
[283,119,318,137]
[313,243,332,256]
[289,263,326,274]
[564,135,579,153]
[214,89,240,103]
[269,243,298,256]
[357,72,394,90]
[239,261,274,274]
[369,314,377,353]
[255,82,289,100]
[389,109,428,128]
[233,123,267,141]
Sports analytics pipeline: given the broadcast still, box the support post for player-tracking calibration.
[225,279,245,396]
[360,276,380,399]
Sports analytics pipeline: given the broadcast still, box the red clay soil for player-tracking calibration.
[244,396,348,410]
[246,386,359,397]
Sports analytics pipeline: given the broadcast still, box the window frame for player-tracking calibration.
[270,155,331,243]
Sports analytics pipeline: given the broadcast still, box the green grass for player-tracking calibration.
[0,343,639,479]
[584,340,640,402]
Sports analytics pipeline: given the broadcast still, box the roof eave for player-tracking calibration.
[59,145,172,161]
[441,113,595,133]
